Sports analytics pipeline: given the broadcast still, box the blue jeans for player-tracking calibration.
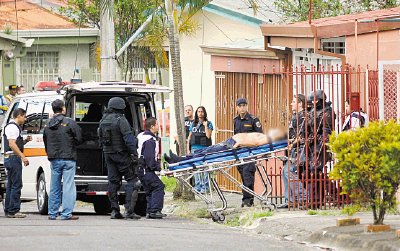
[4,155,23,215]
[192,147,210,193]
[282,161,307,203]
[48,160,77,219]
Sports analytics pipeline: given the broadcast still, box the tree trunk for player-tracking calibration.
[144,68,151,84]
[165,0,194,201]
[375,206,386,225]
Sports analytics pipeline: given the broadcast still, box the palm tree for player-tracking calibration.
[60,0,260,200]
[164,0,259,200]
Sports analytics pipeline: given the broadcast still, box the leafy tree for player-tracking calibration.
[343,0,400,12]
[273,0,400,23]
[59,0,260,201]
[164,0,260,200]
[274,0,345,22]
[59,0,164,82]
[329,120,400,225]
[59,0,101,28]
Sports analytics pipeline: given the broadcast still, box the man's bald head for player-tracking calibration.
[267,128,287,142]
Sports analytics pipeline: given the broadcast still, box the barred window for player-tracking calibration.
[21,52,59,71]
[321,38,345,54]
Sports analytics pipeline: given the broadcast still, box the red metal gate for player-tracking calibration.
[215,64,368,209]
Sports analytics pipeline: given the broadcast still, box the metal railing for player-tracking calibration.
[214,64,371,210]
[20,69,60,91]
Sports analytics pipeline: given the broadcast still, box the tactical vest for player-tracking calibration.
[98,113,128,153]
[189,122,212,147]
[3,122,24,153]
[288,110,307,141]
[184,117,193,139]
[309,106,333,135]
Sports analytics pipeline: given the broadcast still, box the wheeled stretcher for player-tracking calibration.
[163,140,287,222]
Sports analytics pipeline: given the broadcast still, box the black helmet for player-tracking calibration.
[307,90,326,103]
[108,97,126,110]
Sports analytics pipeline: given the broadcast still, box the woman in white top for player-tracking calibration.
[342,100,368,131]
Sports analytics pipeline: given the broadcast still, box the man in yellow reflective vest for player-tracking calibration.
[5,85,17,105]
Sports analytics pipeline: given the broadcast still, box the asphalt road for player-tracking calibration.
[0,201,317,251]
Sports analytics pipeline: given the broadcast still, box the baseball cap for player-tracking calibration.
[9,85,17,90]
[236,98,247,106]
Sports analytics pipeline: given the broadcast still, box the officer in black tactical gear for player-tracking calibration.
[307,90,334,172]
[98,97,141,220]
[307,90,334,207]
[233,98,263,207]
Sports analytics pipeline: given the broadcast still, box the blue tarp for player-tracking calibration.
[168,140,287,171]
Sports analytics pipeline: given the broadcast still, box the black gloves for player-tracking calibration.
[130,154,139,166]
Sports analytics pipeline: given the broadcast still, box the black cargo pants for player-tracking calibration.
[237,162,256,205]
[105,152,136,212]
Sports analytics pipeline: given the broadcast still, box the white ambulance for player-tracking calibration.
[0,82,170,215]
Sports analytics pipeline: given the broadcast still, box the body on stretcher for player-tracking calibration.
[163,140,287,222]
[166,140,287,172]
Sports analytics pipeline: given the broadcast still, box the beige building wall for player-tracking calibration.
[169,10,264,146]
[346,30,400,70]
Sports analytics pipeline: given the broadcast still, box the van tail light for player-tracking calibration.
[86,191,108,196]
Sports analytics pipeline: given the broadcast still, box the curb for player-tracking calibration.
[336,218,360,227]
[307,225,400,251]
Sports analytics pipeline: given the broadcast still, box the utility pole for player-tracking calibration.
[100,0,116,81]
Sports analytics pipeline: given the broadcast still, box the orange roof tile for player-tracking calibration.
[0,0,78,30]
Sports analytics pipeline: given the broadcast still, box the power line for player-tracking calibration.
[201,11,233,42]
[14,0,19,41]
[73,14,83,79]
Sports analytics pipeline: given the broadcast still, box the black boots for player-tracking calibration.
[164,153,172,164]
[111,209,141,220]
[148,211,166,219]
[241,199,254,208]
[164,150,185,164]
[110,210,123,219]
[124,212,141,220]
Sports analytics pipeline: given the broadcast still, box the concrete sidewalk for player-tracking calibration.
[165,191,400,250]
[255,211,400,251]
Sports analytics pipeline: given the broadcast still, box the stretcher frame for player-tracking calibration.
[164,147,286,222]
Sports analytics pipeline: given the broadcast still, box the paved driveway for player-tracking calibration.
[0,201,316,251]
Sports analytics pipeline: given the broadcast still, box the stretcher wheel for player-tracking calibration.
[210,211,225,222]
[261,201,276,211]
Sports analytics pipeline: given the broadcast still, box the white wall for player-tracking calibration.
[169,10,263,147]
[15,44,91,87]
[291,50,344,132]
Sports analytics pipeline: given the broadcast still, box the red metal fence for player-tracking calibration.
[215,64,371,210]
